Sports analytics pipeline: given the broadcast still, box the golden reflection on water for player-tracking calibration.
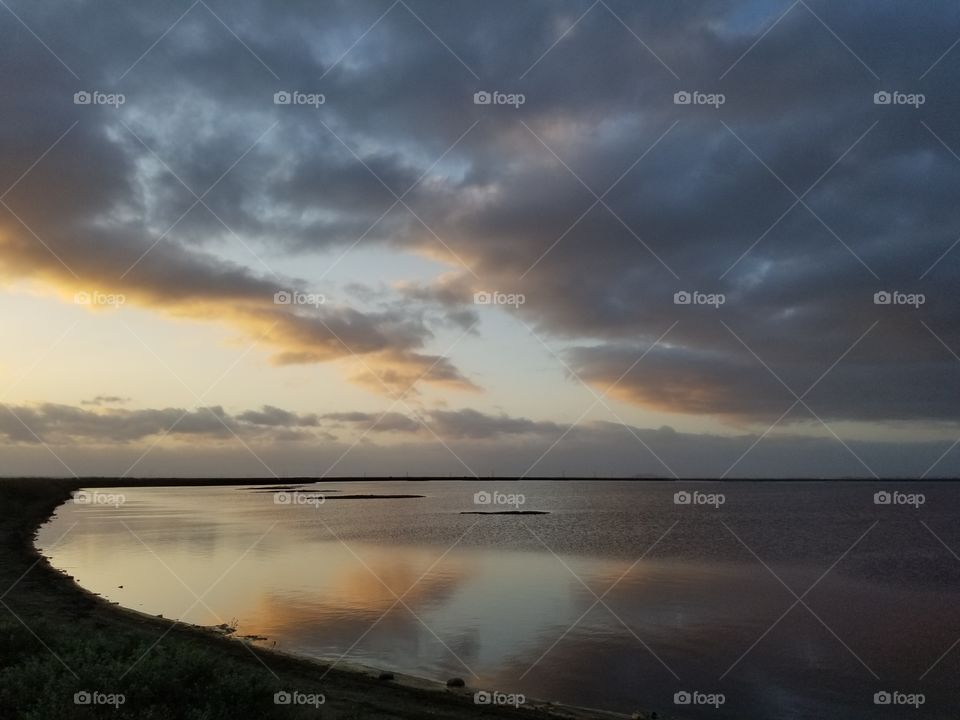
[39,493,624,648]
[36,483,960,719]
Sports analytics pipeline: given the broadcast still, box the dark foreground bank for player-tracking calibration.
[0,478,647,720]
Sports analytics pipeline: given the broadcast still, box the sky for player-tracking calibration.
[1,0,959,478]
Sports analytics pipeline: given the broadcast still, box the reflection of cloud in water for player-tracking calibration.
[243,545,584,680]
[38,483,960,718]
[243,541,472,629]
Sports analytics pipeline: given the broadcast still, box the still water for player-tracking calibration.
[37,481,960,718]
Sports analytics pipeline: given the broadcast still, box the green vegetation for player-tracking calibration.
[0,480,314,719]
[0,620,290,719]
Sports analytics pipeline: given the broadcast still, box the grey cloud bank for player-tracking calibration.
[1,0,959,475]
[1,402,958,478]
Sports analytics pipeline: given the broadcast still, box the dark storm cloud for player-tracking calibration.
[0,0,480,394]
[566,328,960,423]
[0,0,958,426]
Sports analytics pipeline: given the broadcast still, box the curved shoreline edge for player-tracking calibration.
[2,478,643,720]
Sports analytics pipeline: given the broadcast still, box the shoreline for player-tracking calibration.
[1,478,641,720]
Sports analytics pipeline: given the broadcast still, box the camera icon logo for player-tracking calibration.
[674,291,691,305]
[874,691,892,705]
[474,491,492,505]
[274,91,292,105]
[673,91,691,105]
[873,291,891,305]
[74,691,92,705]
[873,91,891,105]
[474,691,491,704]
[274,492,292,505]
[474,291,492,305]
[74,91,91,105]
[674,491,691,505]
[474,91,492,105]
[274,691,292,705]
[874,491,891,505]
[674,691,692,704]
[274,290,292,305]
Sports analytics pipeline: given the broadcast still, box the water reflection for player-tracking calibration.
[37,481,960,719]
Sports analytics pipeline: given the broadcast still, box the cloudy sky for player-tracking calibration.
[1,0,959,478]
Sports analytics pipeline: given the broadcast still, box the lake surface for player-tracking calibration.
[37,481,960,718]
